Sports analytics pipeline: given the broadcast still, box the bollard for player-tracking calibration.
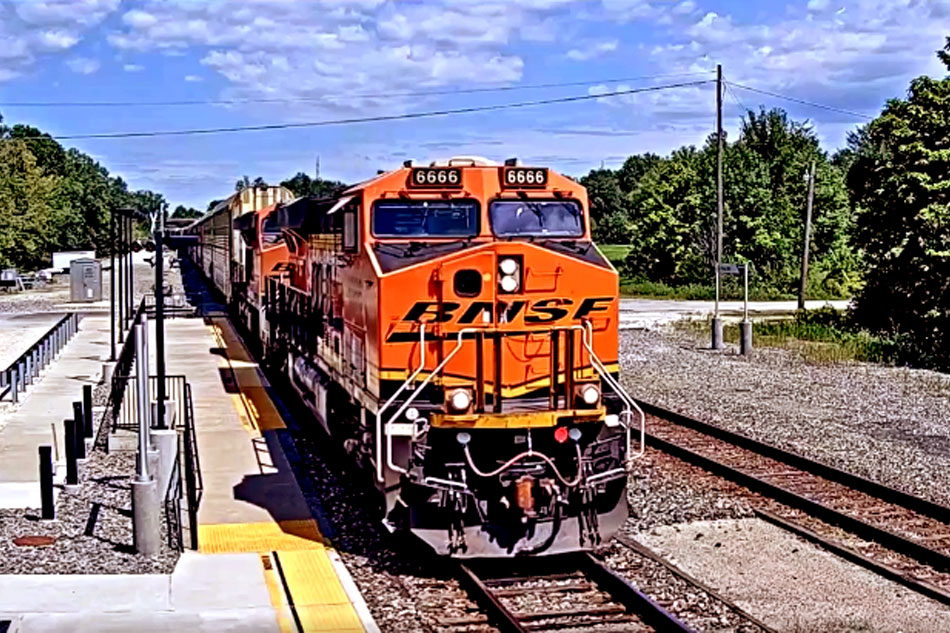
[73,402,86,461]
[11,367,18,403]
[131,477,160,556]
[740,320,753,356]
[711,316,724,350]
[39,446,54,520]
[64,418,78,488]
[25,355,31,386]
[83,385,94,438]
[32,349,39,378]
[149,428,178,501]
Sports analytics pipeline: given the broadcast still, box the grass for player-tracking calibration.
[598,244,633,268]
[678,307,904,366]
[619,278,796,301]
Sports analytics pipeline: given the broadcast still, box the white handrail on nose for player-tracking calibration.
[375,326,478,481]
[581,320,645,461]
[375,323,426,482]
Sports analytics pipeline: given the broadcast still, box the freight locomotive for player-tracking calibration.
[186,157,643,557]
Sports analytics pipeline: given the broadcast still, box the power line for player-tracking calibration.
[723,76,749,114]
[9,79,714,141]
[0,71,715,108]
[726,81,874,120]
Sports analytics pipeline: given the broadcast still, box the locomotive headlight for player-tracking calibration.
[579,383,600,406]
[498,257,521,294]
[499,275,519,293]
[499,258,519,275]
[447,388,473,413]
[405,407,420,421]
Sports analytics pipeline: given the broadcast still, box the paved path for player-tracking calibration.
[0,313,64,370]
[618,298,851,329]
[0,315,106,508]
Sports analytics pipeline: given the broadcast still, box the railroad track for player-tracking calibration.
[453,553,693,633]
[637,399,950,606]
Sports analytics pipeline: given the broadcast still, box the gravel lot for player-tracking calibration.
[620,326,950,507]
[0,382,179,574]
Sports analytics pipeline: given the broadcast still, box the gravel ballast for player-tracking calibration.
[620,327,950,507]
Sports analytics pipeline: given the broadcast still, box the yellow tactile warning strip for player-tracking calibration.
[208,318,287,433]
[261,553,297,633]
[200,521,364,632]
[195,317,365,631]
[198,520,324,554]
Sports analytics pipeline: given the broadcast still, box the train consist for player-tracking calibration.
[186,157,642,557]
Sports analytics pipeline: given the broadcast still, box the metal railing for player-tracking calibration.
[145,292,198,319]
[111,374,188,433]
[0,313,80,403]
[165,382,202,551]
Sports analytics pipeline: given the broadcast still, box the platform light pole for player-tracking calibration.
[110,207,116,360]
[127,214,134,321]
[154,208,166,429]
[711,63,725,350]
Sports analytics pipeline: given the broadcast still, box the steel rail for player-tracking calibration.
[635,399,950,524]
[455,554,694,633]
[613,534,782,633]
[638,399,950,596]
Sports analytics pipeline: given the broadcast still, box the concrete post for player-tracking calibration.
[131,478,160,556]
[25,356,31,386]
[149,428,178,501]
[740,320,753,356]
[102,361,115,384]
[11,367,17,403]
[711,317,724,350]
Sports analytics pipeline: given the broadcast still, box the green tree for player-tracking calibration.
[172,205,203,218]
[0,139,56,269]
[579,168,628,243]
[848,38,950,367]
[280,172,347,198]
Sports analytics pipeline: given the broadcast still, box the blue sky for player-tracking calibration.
[0,0,947,210]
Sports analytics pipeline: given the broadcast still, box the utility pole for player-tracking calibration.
[798,160,816,311]
[712,63,724,349]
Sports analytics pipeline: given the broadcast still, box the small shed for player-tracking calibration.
[70,259,102,302]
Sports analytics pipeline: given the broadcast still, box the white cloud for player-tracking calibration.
[566,39,618,61]
[123,63,144,72]
[0,0,118,82]
[184,74,203,82]
[104,0,583,117]
[641,0,950,127]
[65,56,100,74]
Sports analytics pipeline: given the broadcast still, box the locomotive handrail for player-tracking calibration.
[380,326,479,481]
[375,323,427,482]
[581,320,645,462]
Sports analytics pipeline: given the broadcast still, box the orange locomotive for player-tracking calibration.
[199,157,643,557]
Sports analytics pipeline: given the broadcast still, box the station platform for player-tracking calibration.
[0,313,375,632]
[158,315,375,633]
[0,315,106,509]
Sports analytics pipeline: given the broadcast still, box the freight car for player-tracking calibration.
[187,157,643,557]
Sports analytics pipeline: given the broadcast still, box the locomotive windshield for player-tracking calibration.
[490,200,583,237]
[372,199,479,238]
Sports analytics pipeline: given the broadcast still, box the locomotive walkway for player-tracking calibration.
[0,315,107,509]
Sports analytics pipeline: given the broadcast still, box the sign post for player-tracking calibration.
[718,263,753,355]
